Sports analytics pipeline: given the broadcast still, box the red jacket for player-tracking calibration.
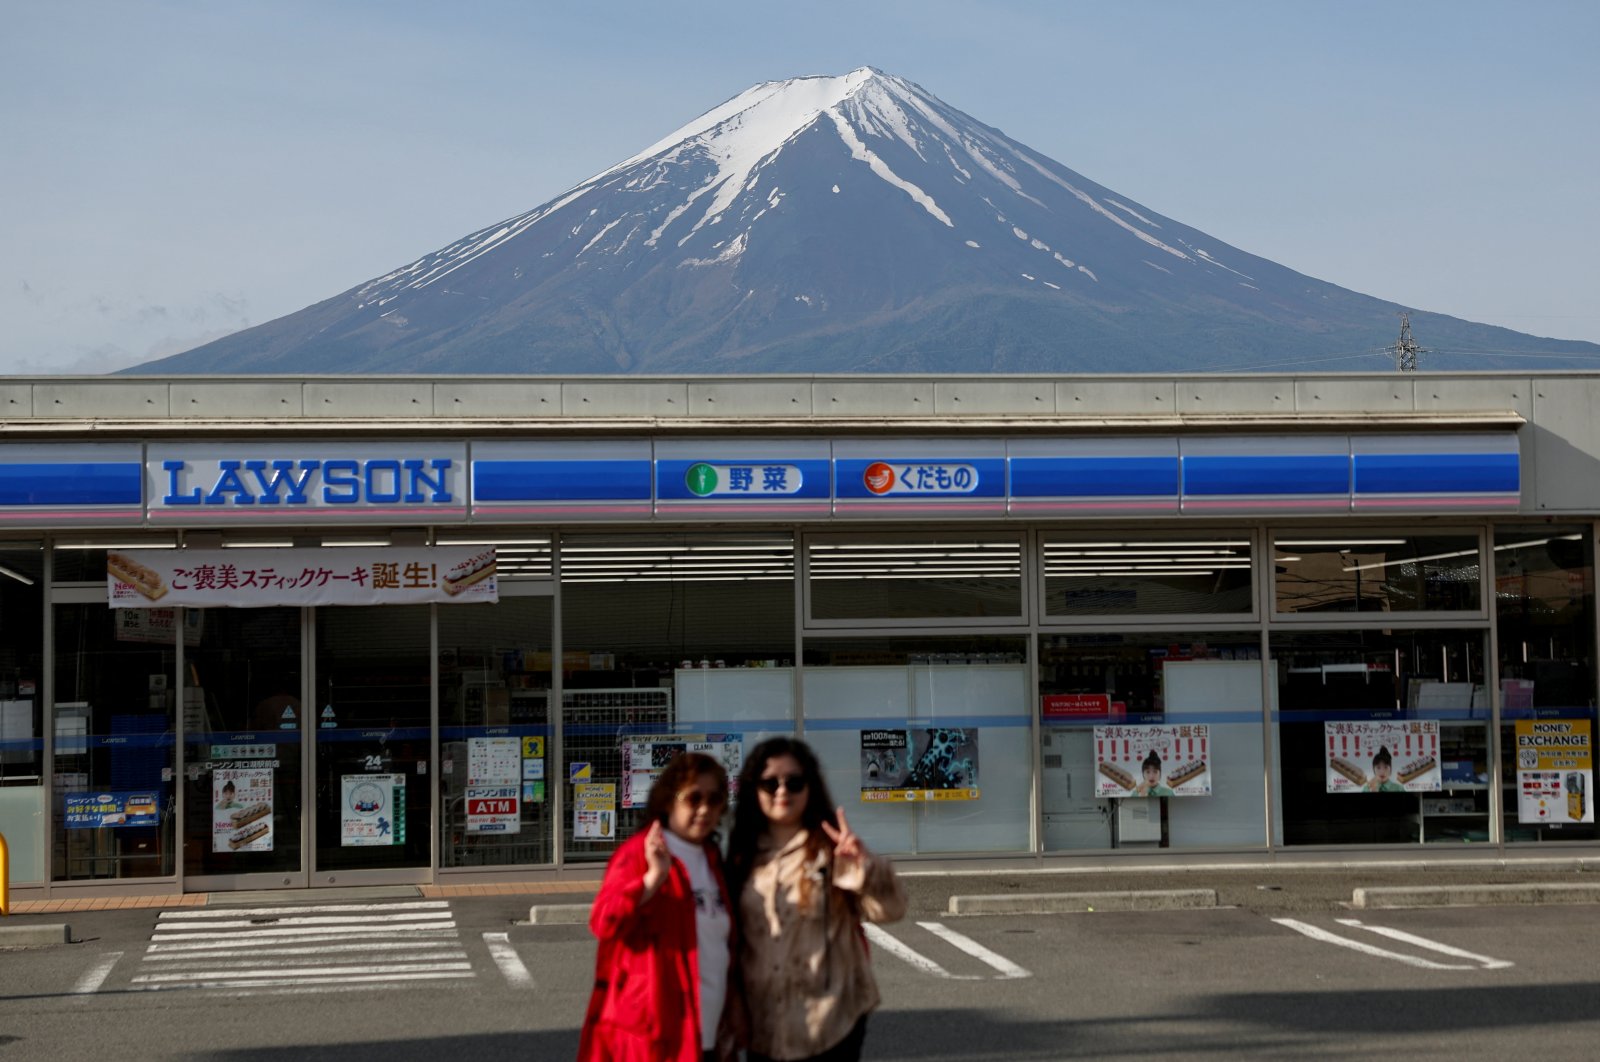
[577,828,738,1062]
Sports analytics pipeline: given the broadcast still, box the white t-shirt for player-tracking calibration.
[664,831,731,1050]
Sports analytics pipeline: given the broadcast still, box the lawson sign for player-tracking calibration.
[147,443,469,523]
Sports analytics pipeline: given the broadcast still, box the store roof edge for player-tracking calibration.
[0,410,1525,438]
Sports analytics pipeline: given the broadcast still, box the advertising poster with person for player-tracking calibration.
[1092,724,1212,797]
[1324,721,1441,793]
[212,766,274,852]
[1515,719,1594,824]
[859,727,980,801]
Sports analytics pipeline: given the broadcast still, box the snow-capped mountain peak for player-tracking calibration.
[136,68,1599,375]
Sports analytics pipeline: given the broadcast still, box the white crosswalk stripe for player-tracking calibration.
[866,921,1032,980]
[133,900,476,995]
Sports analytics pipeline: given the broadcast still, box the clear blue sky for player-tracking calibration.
[3,0,1596,374]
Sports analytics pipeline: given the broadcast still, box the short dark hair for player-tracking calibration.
[645,752,728,826]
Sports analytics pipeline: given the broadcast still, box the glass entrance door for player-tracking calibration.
[181,606,307,889]
[311,605,432,884]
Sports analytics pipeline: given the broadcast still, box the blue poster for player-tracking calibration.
[63,790,162,828]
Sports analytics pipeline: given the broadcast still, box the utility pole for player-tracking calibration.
[1390,312,1427,372]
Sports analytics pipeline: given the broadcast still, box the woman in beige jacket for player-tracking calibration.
[725,737,907,1062]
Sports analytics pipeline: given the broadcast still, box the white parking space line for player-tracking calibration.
[916,922,1032,979]
[1335,919,1514,970]
[864,923,979,980]
[483,931,535,988]
[71,952,123,996]
[1273,918,1474,970]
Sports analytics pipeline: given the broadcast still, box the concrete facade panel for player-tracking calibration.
[562,381,689,417]
[32,382,170,418]
[933,380,1055,415]
[1530,381,1600,512]
[1293,378,1414,412]
[303,381,434,417]
[1180,380,1292,415]
[433,381,561,417]
[812,380,934,416]
[0,385,33,418]
[170,382,306,418]
[688,380,814,417]
[1412,378,1533,416]
[1057,380,1178,416]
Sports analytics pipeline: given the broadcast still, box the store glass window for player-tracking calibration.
[1495,527,1595,842]
[1271,629,1488,846]
[0,545,45,884]
[1040,632,1268,851]
[1042,536,1253,618]
[439,594,555,868]
[560,533,796,862]
[1273,533,1482,614]
[53,602,177,881]
[182,607,303,881]
[807,534,1023,621]
[802,636,1030,856]
[313,606,432,874]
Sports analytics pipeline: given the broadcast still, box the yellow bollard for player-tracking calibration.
[0,830,9,916]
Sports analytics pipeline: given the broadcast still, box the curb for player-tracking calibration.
[947,889,1218,915]
[0,923,72,947]
[1352,882,1600,909]
[529,903,592,925]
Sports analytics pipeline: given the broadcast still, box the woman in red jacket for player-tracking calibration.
[578,751,739,1062]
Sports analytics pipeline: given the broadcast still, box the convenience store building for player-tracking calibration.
[0,371,1595,899]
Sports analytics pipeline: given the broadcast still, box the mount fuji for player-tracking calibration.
[131,67,1596,375]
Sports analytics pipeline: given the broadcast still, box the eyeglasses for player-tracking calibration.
[757,775,808,796]
[677,788,727,809]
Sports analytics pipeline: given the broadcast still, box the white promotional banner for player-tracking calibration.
[107,547,497,608]
[1092,724,1213,797]
[1324,721,1441,793]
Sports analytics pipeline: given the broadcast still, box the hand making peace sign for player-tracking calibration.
[819,806,866,874]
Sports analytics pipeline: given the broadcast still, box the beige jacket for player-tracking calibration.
[738,829,907,1060]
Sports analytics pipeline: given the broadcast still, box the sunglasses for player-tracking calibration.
[677,788,727,809]
[757,774,808,796]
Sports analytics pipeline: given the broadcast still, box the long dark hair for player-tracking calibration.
[725,737,837,898]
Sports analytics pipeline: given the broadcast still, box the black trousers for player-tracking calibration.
[746,1015,869,1062]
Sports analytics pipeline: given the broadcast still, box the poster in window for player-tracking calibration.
[1515,719,1594,824]
[341,774,407,845]
[620,734,743,809]
[860,728,979,802]
[1092,725,1212,797]
[212,765,274,852]
[1324,721,1440,793]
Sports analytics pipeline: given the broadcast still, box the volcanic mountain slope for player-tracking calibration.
[132,67,1596,374]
